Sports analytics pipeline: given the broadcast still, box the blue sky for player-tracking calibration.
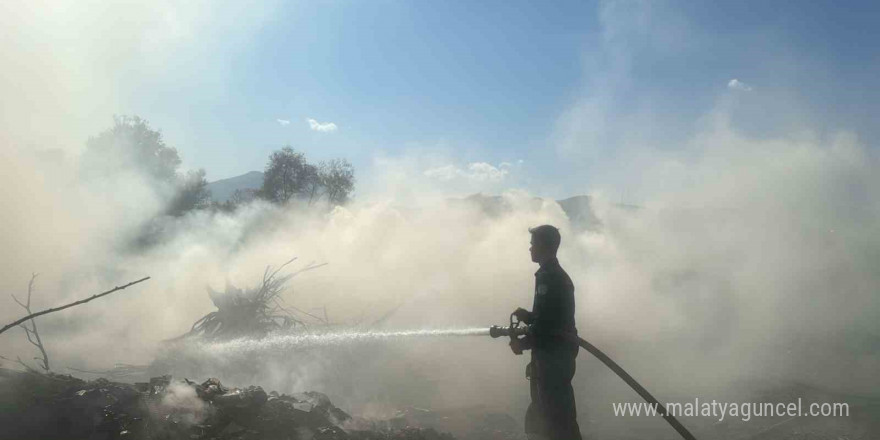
[5,0,880,200]
[132,1,595,179]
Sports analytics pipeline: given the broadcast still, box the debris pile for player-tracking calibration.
[179,259,326,342]
[0,370,457,440]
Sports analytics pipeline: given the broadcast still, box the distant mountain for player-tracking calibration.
[207,171,263,202]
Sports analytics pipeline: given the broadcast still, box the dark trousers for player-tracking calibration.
[525,349,582,440]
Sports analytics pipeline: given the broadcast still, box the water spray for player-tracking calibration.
[198,317,697,439]
[201,328,490,354]
[490,313,698,440]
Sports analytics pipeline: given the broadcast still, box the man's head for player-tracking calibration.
[529,224,560,264]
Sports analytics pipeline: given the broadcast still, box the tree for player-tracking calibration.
[167,169,212,216]
[320,158,355,205]
[257,146,356,207]
[258,146,312,204]
[83,115,181,184]
[303,163,322,206]
[84,115,213,217]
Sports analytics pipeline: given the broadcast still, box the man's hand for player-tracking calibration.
[509,337,525,355]
[509,335,532,355]
[513,307,532,324]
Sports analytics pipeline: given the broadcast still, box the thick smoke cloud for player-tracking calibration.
[2,118,878,412]
[2,1,878,438]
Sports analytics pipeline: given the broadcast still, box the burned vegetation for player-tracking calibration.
[0,260,466,440]
[0,371,463,440]
[179,259,327,342]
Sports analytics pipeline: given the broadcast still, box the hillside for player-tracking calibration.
[207,171,264,202]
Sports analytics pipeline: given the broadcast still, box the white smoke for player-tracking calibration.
[1,1,878,438]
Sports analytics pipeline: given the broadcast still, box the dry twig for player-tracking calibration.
[181,258,327,340]
[10,274,50,371]
[0,277,151,337]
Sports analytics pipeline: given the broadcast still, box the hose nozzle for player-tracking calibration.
[489,325,507,338]
[489,324,528,338]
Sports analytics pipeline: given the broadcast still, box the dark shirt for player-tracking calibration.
[526,257,577,354]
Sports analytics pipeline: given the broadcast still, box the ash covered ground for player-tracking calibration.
[2,367,878,440]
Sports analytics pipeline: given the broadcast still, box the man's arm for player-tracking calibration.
[529,276,570,337]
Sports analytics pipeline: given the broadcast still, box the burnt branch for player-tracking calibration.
[180,257,326,340]
[1,276,150,337]
[10,274,50,372]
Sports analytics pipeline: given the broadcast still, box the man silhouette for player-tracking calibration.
[510,225,581,440]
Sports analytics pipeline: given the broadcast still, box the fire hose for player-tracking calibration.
[490,313,697,440]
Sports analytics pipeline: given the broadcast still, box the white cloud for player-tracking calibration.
[727,78,753,91]
[466,162,509,182]
[423,162,510,183]
[423,164,460,181]
[276,119,290,126]
[307,118,338,132]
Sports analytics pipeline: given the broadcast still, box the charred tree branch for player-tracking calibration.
[10,274,50,371]
[1,276,150,337]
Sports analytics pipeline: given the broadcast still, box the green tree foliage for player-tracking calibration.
[84,115,211,216]
[258,146,355,206]
[258,146,312,204]
[168,169,212,216]
[84,115,181,183]
[320,158,355,205]
[258,146,308,203]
